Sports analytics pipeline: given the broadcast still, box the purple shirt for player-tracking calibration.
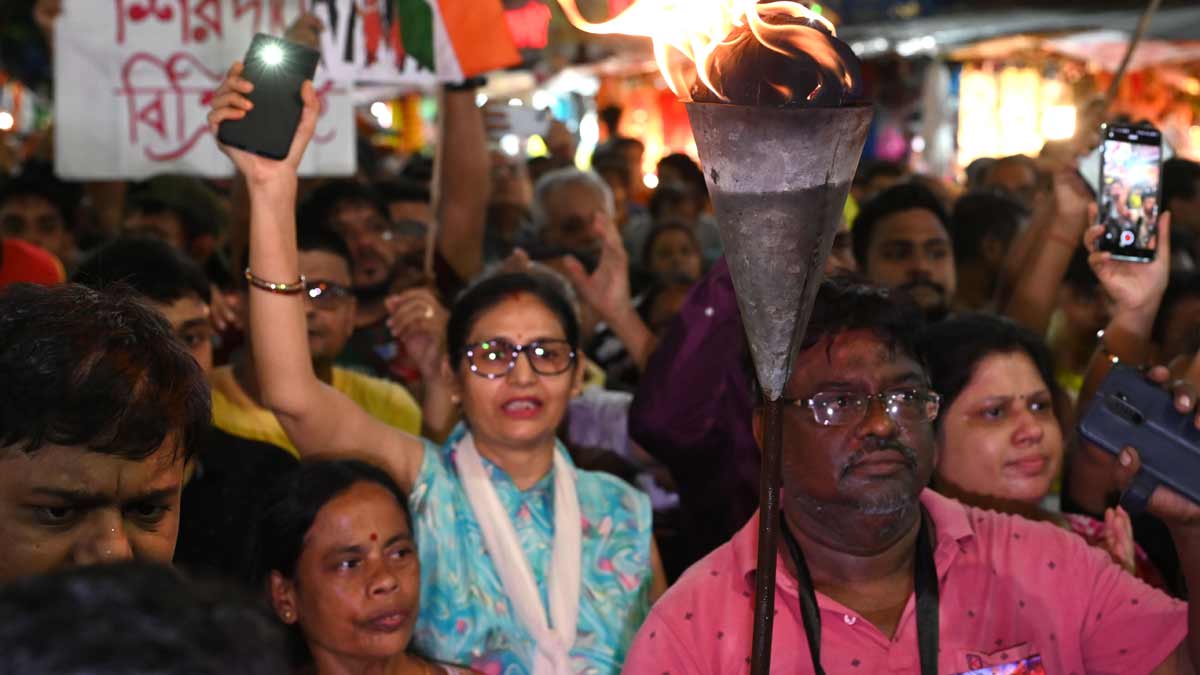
[624,490,1187,674]
[629,258,760,566]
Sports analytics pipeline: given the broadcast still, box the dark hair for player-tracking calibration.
[592,153,632,190]
[0,172,76,226]
[446,271,581,371]
[251,459,410,585]
[296,223,355,277]
[853,160,908,188]
[607,136,644,155]
[949,189,1029,262]
[0,284,210,460]
[916,313,1060,429]
[799,276,925,359]
[1153,270,1200,346]
[985,154,1040,183]
[656,153,708,202]
[72,237,212,305]
[126,175,225,242]
[851,182,950,269]
[757,277,924,402]
[963,157,997,189]
[641,221,700,268]
[1063,247,1100,294]
[375,178,432,206]
[649,183,700,223]
[1163,158,1200,208]
[297,180,389,232]
[0,563,288,675]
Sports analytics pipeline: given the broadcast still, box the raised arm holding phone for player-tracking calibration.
[208,55,663,674]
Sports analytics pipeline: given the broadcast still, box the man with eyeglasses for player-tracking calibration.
[210,224,437,455]
[626,277,1197,674]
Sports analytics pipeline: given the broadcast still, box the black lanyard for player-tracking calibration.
[780,507,940,675]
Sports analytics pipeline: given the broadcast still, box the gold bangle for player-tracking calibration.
[244,268,306,295]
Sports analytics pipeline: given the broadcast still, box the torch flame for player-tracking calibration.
[555,0,855,105]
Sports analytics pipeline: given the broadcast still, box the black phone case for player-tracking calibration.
[217,34,320,160]
[1078,364,1200,513]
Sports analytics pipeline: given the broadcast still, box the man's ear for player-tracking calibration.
[268,571,299,625]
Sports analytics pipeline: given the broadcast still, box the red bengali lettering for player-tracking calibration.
[116,0,180,45]
[116,51,224,162]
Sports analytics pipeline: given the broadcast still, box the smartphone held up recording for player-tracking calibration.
[217,33,320,160]
[1097,123,1162,263]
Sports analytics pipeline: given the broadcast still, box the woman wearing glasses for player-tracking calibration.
[917,314,1162,585]
[208,67,664,674]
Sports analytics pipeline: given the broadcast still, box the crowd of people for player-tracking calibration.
[2,14,1200,675]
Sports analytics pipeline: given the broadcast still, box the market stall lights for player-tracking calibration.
[369,101,393,129]
[896,35,936,57]
[850,37,889,57]
[532,91,555,111]
[500,133,521,156]
[0,111,12,132]
[508,98,524,106]
[1042,104,1077,142]
[643,172,660,189]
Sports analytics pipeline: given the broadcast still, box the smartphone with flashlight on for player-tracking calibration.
[217,33,321,160]
[1097,123,1163,263]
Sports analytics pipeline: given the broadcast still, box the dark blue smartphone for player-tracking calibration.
[217,33,320,160]
[1078,364,1200,513]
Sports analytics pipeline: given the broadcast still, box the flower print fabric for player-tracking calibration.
[409,424,654,674]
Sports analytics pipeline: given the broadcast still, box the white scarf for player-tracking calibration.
[453,432,581,674]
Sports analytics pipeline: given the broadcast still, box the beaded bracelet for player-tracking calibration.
[245,268,306,295]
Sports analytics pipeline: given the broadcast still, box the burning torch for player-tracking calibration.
[557,1,872,672]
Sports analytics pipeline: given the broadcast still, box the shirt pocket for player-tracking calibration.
[953,643,1045,674]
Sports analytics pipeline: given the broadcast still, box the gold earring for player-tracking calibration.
[450,393,461,405]
[282,610,294,622]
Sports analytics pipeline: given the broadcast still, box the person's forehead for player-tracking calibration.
[388,201,433,224]
[153,295,209,330]
[306,483,411,549]
[874,209,948,244]
[467,293,566,342]
[332,201,386,227]
[0,442,185,500]
[548,183,603,210]
[957,351,1047,398]
[789,331,923,387]
[988,162,1037,185]
[0,195,59,218]
[653,230,693,249]
[298,249,352,284]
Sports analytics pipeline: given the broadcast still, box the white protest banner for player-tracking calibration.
[55,0,355,180]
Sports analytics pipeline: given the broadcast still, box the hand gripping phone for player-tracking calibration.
[217,33,321,160]
[1097,123,1163,263]
[1078,364,1200,515]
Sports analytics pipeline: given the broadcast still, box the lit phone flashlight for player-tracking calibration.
[216,33,320,160]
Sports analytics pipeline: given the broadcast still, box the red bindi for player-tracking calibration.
[369,533,378,541]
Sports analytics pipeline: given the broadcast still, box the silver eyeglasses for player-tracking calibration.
[782,388,941,427]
